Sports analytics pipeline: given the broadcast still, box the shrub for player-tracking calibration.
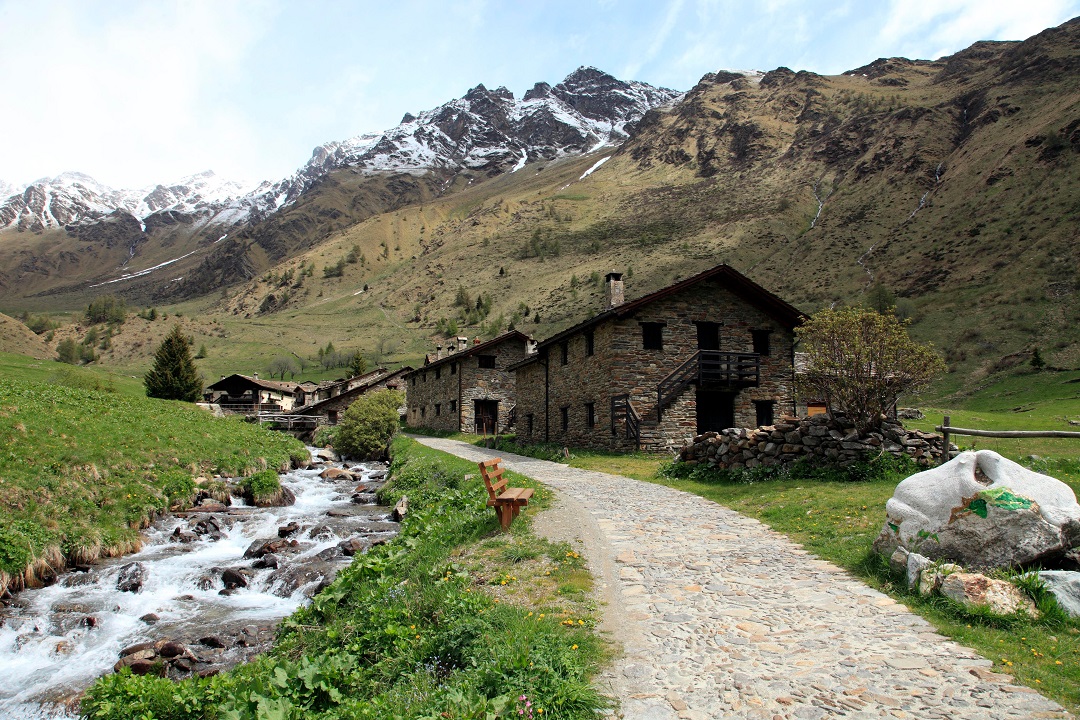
[240,469,281,503]
[334,390,403,460]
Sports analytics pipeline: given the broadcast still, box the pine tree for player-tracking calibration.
[144,325,204,402]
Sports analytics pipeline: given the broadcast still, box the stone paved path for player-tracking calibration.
[411,437,1071,719]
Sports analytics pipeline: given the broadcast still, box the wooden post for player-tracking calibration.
[941,415,951,465]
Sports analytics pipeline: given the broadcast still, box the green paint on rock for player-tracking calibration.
[980,487,1034,512]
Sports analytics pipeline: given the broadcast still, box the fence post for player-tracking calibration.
[941,414,951,465]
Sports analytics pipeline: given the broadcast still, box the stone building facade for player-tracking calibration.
[511,265,805,451]
[296,367,412,424]
[405,331,533,434]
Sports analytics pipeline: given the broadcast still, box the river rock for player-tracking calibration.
[309,524,335,539]
[119,641,156,657]
[199,635,228,648]
[1037,570,1080,618]
[221,567,252,589]
[940,572,1039,617]
[874,450,1080,570]
[140,613,160,624]
[244,538,288,559]
[116,562,148,593]
[392,496,408,521]
[338,537,370,556]
[278,521,300,538]
[253,553,280,569]
[157,640,189,658]
[320,467,352,480]
[313,448,339,463]
[351,491,377,504]
[268,561,337,597]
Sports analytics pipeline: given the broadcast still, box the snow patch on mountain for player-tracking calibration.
[1,67,681,233]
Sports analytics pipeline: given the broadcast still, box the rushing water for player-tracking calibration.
[0,453,397,718]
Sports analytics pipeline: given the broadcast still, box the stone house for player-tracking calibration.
[405,331,533,434]
[294,367,412,424]
[510,264,805,451]
[205,374,299,413]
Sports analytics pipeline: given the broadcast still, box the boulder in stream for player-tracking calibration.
[116,562,147,593]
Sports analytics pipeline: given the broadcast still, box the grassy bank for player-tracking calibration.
[82,436,609,719]
[0,375,306,594]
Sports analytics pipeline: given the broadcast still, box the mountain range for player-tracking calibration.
[2,18,1078,393]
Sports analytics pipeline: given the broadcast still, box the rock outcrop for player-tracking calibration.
[874,450,1080,570]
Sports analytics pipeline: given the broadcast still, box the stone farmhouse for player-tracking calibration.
[293,367,412,424]
[510,265,805,451]
[205,374,300,413]
[405,331,534,434]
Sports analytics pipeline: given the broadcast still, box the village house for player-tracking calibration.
[293,367,412,424]
[405,331,533,434]
[510,265,805,451]
[205,373,300,413]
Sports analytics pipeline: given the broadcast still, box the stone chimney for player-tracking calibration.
[605,271,625,308]
[436,344,443,360]
[457,336,468,352]
[253,372,259,380]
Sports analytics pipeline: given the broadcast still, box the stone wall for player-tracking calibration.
[678,413,948,470]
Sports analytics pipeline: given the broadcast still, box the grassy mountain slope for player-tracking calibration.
[3,18,1078,396]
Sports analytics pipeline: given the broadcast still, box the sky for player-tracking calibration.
[1,0,1078,191]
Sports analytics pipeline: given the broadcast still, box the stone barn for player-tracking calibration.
[510,264,805,451]
[405,331,533,434]
[295,367,412,424]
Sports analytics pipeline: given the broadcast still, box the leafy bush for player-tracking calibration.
[334,390,403,460]
[312,425,337,447]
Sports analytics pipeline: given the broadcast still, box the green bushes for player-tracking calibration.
[239,469,282,503]
[83,436,608,719]
[334,389,403,460]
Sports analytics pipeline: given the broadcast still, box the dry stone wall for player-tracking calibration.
[678,413,949,470]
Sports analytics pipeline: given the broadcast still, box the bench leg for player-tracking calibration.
[497,504,512,531]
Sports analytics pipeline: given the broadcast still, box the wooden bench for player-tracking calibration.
[478,458,534,531]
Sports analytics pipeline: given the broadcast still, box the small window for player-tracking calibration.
[560,342,569,365]
[754,400,775,428]
[422,371,427,383]
[435,403,441,416]
[752,329,771,356]
[421,406,426,418]
[560,406,569,432]
[478,354,496,369]
[451,362,457,375]
[328,410,338,424]
[435,367,441,380]
[641,322,664,350]
[585,402,595,429]
[450,400,457,413]
[411,376,416,387]
[526,413,534,436]
[584,330,594,356]
[807,402,828,417]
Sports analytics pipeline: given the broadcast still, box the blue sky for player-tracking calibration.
[2,0,1078,189]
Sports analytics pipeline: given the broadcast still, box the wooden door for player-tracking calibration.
[475,400,499,434]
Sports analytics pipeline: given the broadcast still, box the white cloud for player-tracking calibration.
[622,0,685,79]
[878,0,1075,59]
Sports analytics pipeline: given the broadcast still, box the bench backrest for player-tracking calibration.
[478,458,507,502]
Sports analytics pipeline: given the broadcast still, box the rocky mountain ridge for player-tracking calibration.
[0,67,680,234]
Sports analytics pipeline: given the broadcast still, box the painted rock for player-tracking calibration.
[873,450,1080,570]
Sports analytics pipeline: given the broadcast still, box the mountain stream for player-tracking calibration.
[0,451,398,719]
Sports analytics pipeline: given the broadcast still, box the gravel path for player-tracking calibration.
[411,437,1071,719]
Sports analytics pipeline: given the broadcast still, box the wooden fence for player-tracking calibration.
[935,414,1080,463]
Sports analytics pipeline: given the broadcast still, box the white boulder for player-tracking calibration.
[873,450,1080,570]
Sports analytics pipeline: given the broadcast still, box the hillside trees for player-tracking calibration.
[796,307,945,433]
[144,325,204,402]
[85,295,126,325]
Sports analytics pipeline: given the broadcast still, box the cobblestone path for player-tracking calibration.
[411,437,1071,719]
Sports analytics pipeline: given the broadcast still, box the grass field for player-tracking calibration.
[0,353,306,594]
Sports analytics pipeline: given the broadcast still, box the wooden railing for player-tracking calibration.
[611,394,641,447]
[258,413,326,429]
[657,350,760,420]
[936,414,1080,463]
